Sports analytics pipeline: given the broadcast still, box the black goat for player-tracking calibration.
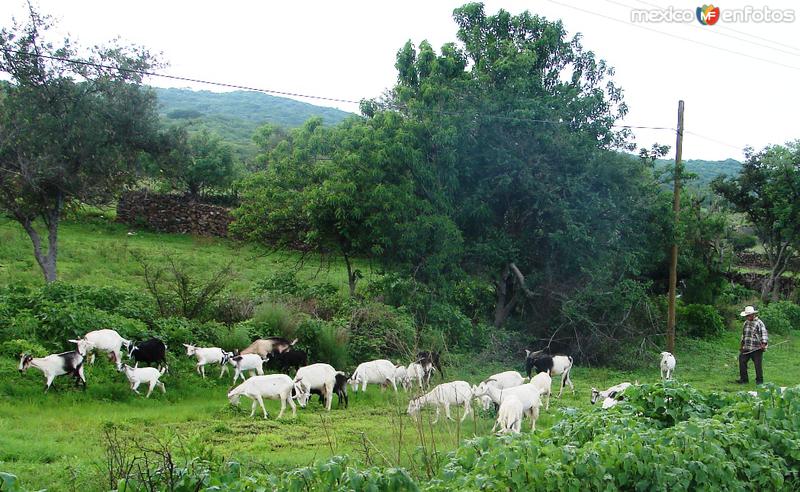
[128,338,168,370]
[309,372,349,409]
[417,351,444,379]
[265,349,307,374]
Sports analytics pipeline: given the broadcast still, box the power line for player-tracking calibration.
[632,0,800,54]
[684,130,745,151]
[0,48,364,106]
[608,0,800,58]
[547,0,800,71]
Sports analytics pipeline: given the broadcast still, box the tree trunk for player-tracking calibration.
[343,252,358,298]
[761,243,792,302]
[493,264,517,328]
[19,197,61,283]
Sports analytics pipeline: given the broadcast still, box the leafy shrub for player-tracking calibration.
[215,323,253,352]
[677,303,725,338]
[716,282,757,306]
[294,318,349,368]
[32,302,148,350]
[210,294,255,326]
[758,302,793,335]
[730,232,758,252]
[347,302,415,361]
[0,339,48,358]
[251,302,297,337]
[762,301,800,332]
[254,271,303,297]
[151,317,194,351]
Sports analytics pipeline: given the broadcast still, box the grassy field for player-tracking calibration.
[0,215,360,295]
[1,328,797,491]
[1,215,799,490]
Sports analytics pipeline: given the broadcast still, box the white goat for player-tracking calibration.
[229,353,265,383]
[349,359,397,393]
[472,381,543,431]
[475,371,527,410]
[394,365,411,391]
[591,382,633,405]
[293,363,338,411]
[529,371,552,411]
[228,374,296,419]
[601,397,620,409]
[74,329,131,368]
[407,381,474,423]
[183,344,231,378]
[120,364,166,398]
[406,361,434,390]
[18,351,86,391]
[660,352,676,380]
[492,395,523,434]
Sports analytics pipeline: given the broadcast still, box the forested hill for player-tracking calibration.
[656,158,742,189]
[154,87,353,157]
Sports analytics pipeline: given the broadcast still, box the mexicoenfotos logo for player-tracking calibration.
[696,4,721,25]
[631,4,795,23]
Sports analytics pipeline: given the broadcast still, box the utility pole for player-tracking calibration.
[667,100,684,354]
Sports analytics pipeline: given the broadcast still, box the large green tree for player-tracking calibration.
[385,3,659,333]
[233,115,462,297]
[0,8,161,282]
[713,142,800,301]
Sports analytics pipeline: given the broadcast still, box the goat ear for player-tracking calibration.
[68,339,80,344]
[525,349,530,357]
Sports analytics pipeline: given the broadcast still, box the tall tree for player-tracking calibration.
[386,3,656,329]
[0,7,161,282]
[713,142,800,301]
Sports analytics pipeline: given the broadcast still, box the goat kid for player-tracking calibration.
[229,353,266,383]
[472,381,544,431]
[660,352,676,380]
[492,395,523,434]
[228,374,296,419]
[407,381,474,423]
[529,371,552,411]
[590,382,633,405]
[18,351,86,392]
[183,344,231,378]
[120,364,166,398]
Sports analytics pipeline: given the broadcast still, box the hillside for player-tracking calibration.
[656,157,742,189]
[154,87,354,157]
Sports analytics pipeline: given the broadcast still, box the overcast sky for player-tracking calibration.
[4,0,800,160]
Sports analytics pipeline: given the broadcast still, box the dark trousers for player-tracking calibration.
[739,349,764,384]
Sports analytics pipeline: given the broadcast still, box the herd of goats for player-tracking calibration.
[16,329,681,434]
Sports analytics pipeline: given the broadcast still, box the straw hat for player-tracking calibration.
[740,305,758,317]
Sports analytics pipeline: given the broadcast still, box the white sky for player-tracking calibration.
[4,0,800,160]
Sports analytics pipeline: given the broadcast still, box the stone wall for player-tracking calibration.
[116,190,234,237]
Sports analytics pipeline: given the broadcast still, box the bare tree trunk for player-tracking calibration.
[761,243,793,302]
[19,197,61,283]
[343,252,358,298]
[493,264,517,328]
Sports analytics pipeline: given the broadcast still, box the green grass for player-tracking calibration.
[0,216,362,295]
[1,329,797,490]
[2,215,799,490]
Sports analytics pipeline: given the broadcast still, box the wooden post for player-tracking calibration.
[667,100,684,354]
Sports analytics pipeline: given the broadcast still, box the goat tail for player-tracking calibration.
[160,366,167,375]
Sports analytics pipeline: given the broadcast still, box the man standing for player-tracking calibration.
[737,305,768,384]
